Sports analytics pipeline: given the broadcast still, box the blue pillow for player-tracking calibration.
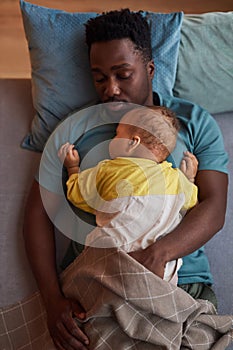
[20,0,183,151]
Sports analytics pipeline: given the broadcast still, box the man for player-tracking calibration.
[23,9,228,350]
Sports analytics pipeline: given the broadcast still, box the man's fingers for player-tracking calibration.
[71,300,86,319]
[54,321,75,350]
[54,338,66,350]
[63,309,89,346]
[55,318,89,349]
[47,296,89,350]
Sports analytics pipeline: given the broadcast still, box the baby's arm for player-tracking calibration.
[180,151,199,216]
[58,143,96,214]
[58,142,80,177]
[180,151,198,183]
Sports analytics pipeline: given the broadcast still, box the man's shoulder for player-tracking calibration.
[155,91,203,113]
[154,91,215,128]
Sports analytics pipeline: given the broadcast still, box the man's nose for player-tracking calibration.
[104,77,120,97]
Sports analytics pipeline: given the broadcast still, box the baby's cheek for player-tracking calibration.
[109,139,117,158]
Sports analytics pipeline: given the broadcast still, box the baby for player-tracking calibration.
[58,106,198,284]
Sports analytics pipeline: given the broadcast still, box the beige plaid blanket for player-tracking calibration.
[60,244,233,350]
[1,245,233,349]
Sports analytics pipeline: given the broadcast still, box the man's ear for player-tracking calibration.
[128,136,141,153]
[147,60,155,80]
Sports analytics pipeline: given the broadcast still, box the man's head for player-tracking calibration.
[85,9,155,106]
[109,106,180,162]
[85,9,152,62]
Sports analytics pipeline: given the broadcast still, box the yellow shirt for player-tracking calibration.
[67,157,197,214]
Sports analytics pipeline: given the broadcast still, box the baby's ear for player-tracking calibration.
[128,136,141,153]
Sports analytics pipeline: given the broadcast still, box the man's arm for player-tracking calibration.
[23,180,89,350]
[129,170,228,278]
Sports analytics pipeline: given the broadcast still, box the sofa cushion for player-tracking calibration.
[0,79,40,306]
[205,111,233,316]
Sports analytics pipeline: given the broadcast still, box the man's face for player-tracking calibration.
[90,39,155,107]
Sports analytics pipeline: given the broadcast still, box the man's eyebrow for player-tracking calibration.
[91,63,132,73]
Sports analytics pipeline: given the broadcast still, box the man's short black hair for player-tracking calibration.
[85,9,152,63]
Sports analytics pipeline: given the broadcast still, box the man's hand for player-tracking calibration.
[128,241,166,279]
[46,294,89,350]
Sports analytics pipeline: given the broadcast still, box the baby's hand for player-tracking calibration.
[180,151,198,183]
[58,142,80,169]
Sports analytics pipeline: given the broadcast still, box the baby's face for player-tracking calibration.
[109,123,132,159]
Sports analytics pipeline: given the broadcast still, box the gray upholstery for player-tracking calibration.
[0,79,232,348]
[0,79,40,306]
[0,79,71,307]
[205,112,233,315]
[206,112,233,350]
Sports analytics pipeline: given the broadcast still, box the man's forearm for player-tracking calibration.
[153,170,228,266]
[155,198,225,266]
[129,170,228,277]
[23,181,63,306]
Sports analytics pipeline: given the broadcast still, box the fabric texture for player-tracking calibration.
[60,243,233,349]
[20,0,183,151]
[173,12,233,114]
[0,292,49,349]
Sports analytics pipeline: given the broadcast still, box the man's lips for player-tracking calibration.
[103,98,128,103]
[104,101,125,110]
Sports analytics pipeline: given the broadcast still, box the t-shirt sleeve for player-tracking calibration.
[161,94,229,174]
[190,110,228,174]
[66,171,97,215]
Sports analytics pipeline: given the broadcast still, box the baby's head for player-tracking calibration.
[109,106,180,162]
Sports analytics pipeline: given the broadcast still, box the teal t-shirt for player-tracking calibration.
[38,94,228,285]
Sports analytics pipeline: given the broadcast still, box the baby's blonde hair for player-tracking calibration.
[121,106,180,160]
